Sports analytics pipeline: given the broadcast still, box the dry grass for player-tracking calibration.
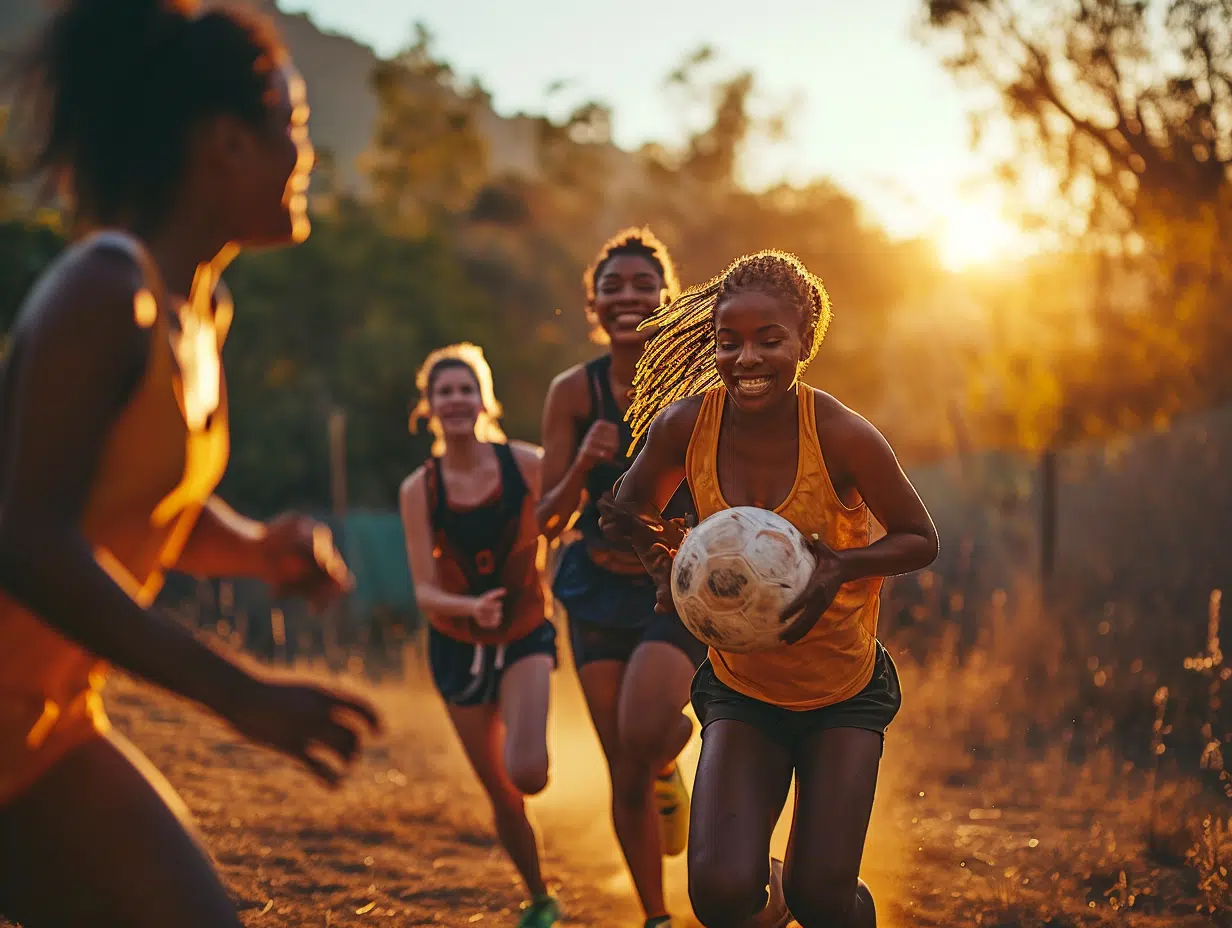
[3,582,1230,927]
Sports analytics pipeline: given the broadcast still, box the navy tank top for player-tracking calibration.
[575,355,693,566]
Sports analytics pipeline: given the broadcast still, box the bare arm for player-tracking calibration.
[509,440,544,498]
[535,370,588,539]
[0,250,260,719]
[779,401,939,643]
[398,469,482,635]
[173,497,269,579]
[535,368,619,540]
[611,399,696,538]
[602,399,699,611]
[828,413,939,584]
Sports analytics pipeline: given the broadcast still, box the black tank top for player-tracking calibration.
[575,355,693,560]
[427,442,526,595]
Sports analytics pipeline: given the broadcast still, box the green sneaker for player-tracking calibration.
[517,893,561,928]
[644,918,673,928]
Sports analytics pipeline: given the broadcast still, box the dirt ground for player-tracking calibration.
[3,641,1223,928]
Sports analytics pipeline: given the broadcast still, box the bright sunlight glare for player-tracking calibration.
[933,196,1029,272]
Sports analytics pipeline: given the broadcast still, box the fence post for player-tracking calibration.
[1039,447,1058,591]
[325,406,348,670]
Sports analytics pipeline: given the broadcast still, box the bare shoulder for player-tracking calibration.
[15,238,145,341]
[508,439,544,462]
[545,363,591,417]
[508,440,544,487]
[810,388,895,461]
[646,394,706,451]
[399,465,428,504]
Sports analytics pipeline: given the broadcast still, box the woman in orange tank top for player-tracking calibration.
[600,251,939,928]
[399,344,560,927]
[0,2,380,925]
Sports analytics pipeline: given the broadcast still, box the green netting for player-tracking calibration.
[341,510,415,611]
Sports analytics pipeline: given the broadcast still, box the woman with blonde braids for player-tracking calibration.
[599,251,939,928]
[400,344,560,928]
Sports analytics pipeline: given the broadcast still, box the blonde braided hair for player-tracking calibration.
[627,249,831,448]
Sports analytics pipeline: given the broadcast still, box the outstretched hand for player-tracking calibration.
[596,492,687,551]
[261,513,354,608]
[778,534,847,644]
[643,542,677,614]
[226,675,384,789]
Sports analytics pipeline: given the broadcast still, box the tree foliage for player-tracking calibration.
[0,34,964,516]
[922,0,1232,447]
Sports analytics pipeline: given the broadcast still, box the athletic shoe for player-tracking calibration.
[517,893,561,928]
[644,917,673,928]
[654,763,689,857]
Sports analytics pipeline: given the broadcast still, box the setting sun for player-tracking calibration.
[933,196,1029,271]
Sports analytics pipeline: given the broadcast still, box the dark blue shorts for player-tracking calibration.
[428,621,557,707]
[552,541,707,669]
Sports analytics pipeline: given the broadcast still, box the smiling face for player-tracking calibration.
[428,363,483,441]
[714,289,808,412]
[591,254,666,347]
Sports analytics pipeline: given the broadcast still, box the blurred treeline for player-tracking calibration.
[1,2,1230,525]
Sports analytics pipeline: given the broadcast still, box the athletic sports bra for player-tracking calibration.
[685,385,882,710]
[0,230,231,805]
[425,443,545,644]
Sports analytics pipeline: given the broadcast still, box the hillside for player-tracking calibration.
[0,0,566,194]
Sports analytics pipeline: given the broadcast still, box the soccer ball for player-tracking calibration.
[670,506,817,654]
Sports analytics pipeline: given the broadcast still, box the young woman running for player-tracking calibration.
[0,2,382,925]
[600,250,939,928]
[401,344,560,927]
[538,228,707,928]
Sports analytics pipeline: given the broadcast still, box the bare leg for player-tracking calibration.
[0,732,243,927]
[499,653,554,796]
[618,640,695,772]
[687,719,794,928]
[782,727,882,928]
[577,658,667,920]
[446,700,548,898]
[618,639,696,862]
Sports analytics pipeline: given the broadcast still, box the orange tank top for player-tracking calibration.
[685,385,881,710]
[424,443,546,645]
[0,231,230,804]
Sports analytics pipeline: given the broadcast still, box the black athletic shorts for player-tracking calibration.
[691,640,902,753]
[553,540,708,669]
[428,621,557,708]
[568,611,708,669]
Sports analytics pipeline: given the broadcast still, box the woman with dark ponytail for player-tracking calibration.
[0,2,381,924]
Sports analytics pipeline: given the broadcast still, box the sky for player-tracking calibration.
[284,0,1022,268]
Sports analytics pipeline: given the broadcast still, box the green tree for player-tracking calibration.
[364,24,489,237]
[921,0,1232,445]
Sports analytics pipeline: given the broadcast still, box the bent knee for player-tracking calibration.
[619,718,665,763]
[505,751,549,797]
[783,870,859,926]
[689,856,767,927]
[619,710,688,765]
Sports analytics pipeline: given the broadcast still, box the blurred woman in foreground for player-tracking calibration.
[0,2,381,924]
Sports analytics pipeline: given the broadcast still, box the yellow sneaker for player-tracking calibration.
[654,763,690,857]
